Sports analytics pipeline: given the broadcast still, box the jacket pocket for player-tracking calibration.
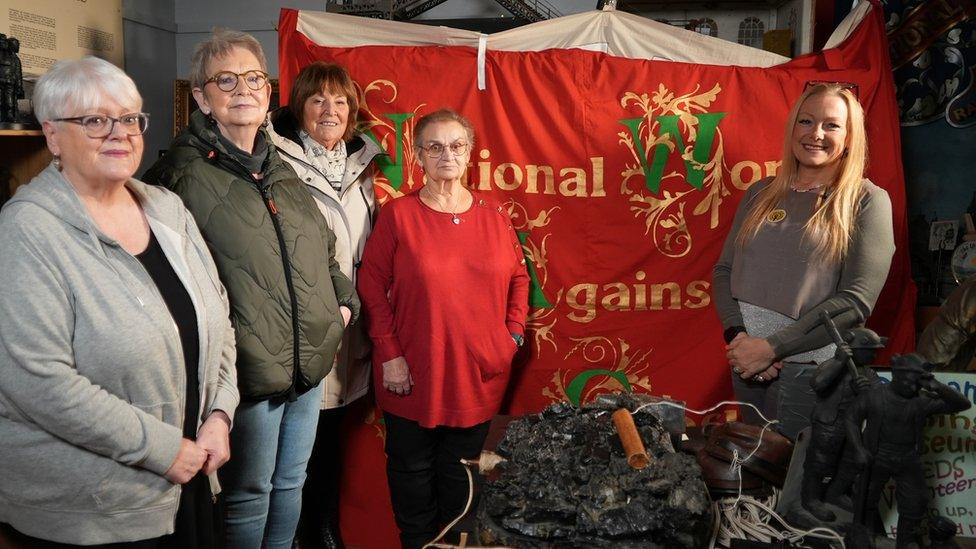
[0,423,174,513]
[91,401,180,511]
[89,454,176,512]
[468,326,517,382]
[0,429,108,510]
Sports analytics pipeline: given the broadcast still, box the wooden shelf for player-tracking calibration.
[0,129,43,136]
[1,133,52,201]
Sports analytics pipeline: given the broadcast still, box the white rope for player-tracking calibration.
[422,459,513,549]
[713,493,846,548]
[423,398,845,548]
[634,399,845,548]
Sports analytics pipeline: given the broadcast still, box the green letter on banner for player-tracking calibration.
[366,113,414,192]
[565,369,632,406]
[619,112,726,193]
[517,231,553,308]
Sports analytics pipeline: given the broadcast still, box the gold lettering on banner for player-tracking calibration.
[602,283,630,311]
[567,283,599,322]
[525,164,554,194]
[566,275,712,323]
[494,163,523,191]
[559,168,587,197]
[731,161,761,190]
[731,160,782,189]
[649,282,681,311]
[471,149,605,198]
[591,157,606,197]
[634,270,647,310]
[684,280,711,309]
[477,148,492,191]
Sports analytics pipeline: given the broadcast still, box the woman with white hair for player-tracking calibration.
[0,56,238,547]
[144,29,359,548]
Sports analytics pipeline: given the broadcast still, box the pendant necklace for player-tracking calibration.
[425,186,462,225]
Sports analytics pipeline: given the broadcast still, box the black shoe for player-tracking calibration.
[318,522,345,549]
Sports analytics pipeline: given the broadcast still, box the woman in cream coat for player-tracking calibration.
[268,61,384,548]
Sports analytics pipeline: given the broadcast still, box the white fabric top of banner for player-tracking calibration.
[294,5,870,69]
[823,0,871,50]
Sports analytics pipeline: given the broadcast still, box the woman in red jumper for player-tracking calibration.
[357,108,529,549]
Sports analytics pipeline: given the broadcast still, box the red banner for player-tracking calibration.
[279,5,914,546]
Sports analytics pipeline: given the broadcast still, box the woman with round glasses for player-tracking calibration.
[713,82,895,440]
[0,56,238,547]
[144,30,360,548]
[358,109,529,549]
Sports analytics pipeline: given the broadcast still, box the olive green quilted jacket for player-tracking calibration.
[144,110,360,401]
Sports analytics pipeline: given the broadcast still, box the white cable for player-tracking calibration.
[633,399,844,548]
[423,399,843,548]
[422,459,513,549]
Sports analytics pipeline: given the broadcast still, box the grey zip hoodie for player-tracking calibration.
[0,163,238,544]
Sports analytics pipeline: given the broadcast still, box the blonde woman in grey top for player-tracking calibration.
[712,83,895,439]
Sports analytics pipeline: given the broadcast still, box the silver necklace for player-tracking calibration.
[790,180,826,192]
[424,186,462,225]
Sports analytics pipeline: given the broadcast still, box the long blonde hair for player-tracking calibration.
[736,83,868,265]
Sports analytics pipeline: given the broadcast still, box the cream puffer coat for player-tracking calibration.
[268,107,386,408]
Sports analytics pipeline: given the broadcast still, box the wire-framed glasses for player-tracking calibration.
[204,70,270,92]
[53,113,150,138]
[419,141,470,158]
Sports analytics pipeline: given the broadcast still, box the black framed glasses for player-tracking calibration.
[804,80,859,99]
[419,141,470,158]
[204,70,270,92]
[53,113,150,138]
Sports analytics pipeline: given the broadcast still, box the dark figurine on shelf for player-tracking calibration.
[845,353,972,548]
[1,34,25,124]
[0,34,12,121]
[801,326,885,522]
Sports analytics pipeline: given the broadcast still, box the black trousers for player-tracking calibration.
[383,412,490,549]
[298,407,345,545]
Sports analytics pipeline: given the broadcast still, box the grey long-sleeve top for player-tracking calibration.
[712,177,895,358]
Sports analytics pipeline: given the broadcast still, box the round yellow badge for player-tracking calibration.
[766,209,787,223]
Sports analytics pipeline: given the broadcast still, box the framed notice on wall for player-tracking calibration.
[0,0,123,77]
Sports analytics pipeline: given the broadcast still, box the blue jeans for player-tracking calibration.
[730,361,817,441]
[220,387,320,549]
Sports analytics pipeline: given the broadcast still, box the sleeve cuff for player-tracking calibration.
[340,297,361,325]
[209,387,240,428]
[766,333,787,357]
[138,419,184,476]
[506,320,525,336]
[723,326,747,344]
[372,335,404,364]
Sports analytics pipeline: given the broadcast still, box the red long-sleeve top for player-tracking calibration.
[357,191,530,428]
